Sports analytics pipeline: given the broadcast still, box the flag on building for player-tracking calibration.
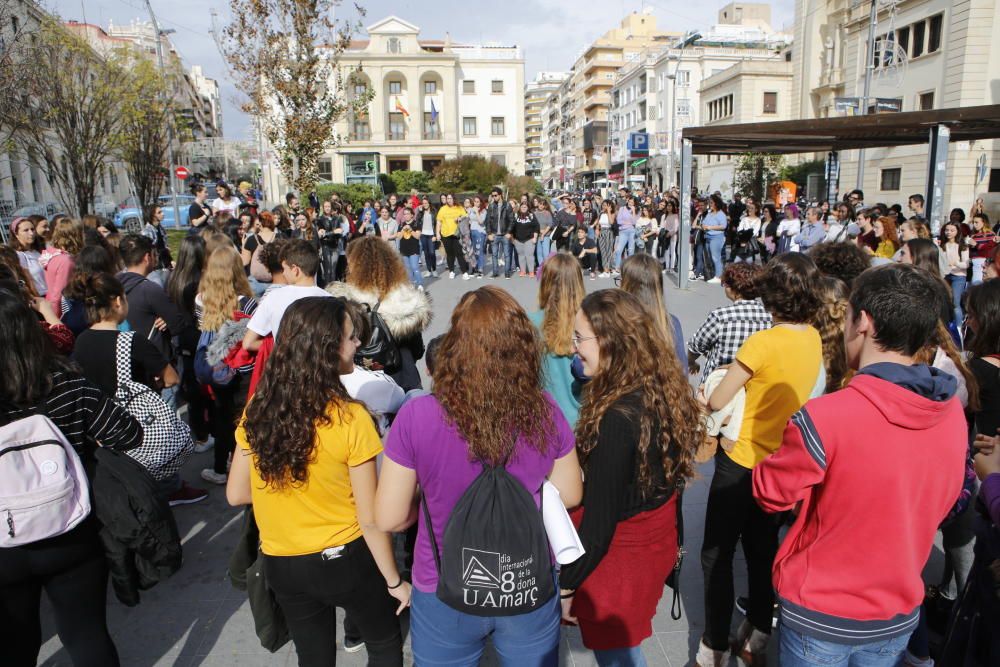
[430,99,438,124]
[395,98,410,118]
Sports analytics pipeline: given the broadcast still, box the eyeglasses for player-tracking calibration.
[612,276,621,287]
[571,334,597,347]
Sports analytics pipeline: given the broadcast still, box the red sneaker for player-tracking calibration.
[168,481,209,507]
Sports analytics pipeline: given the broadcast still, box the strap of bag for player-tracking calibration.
[420,498,442,575]
[114,331,135,389]
[668,483,685,621]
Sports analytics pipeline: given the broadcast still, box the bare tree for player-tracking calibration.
[0,0,38,150]
[222,0,371,196]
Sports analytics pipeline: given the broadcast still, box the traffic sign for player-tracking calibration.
[627,132,649,157]
[175,166,190,180]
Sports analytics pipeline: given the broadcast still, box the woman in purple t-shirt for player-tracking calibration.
[376,286,582,665]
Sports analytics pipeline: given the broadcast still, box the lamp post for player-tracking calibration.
[143,1,182,230]
[667,31,701,191]
[856,0,879,190]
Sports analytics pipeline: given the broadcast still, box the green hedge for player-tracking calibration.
[315,183,383,208]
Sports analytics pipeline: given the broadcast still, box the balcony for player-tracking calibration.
[584,90,611,112]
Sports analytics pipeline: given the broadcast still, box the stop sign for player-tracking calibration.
[175,166,190,180]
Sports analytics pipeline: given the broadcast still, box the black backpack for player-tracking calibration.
[355,301,401,373]
[422,462,554,617]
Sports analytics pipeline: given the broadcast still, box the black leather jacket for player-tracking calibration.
[484,200,515,236]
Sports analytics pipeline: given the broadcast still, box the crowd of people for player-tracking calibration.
[2,178,999,667]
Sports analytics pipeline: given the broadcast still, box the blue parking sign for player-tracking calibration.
[628,132,649,155]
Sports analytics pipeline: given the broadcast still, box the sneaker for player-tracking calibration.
[343,637,365,654]
[476,273,483,279]
[417,285,424,292]
[201,468,228,485]
[421,271,430,277]
[462,273,471,281]
[707,277,721,284]
[735,597,778,629]
[695,639,730,667]
[505,274,511,280]
[589,273,597,280]
[193,435,215,454]
[168,481,208,507]
[449,271,455,279]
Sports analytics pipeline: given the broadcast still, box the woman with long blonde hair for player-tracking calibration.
[618,253,686,364]
[196,246,258,486]
[530,253,586,426]
[561,289,704,665]
[41,217,84,307]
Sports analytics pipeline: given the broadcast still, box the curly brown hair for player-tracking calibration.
[757,253,823,323]
[575,290,704,494]
[243,297,362,489]
[345,235,410,299]
[814,276,850,394]
[808,242,870,287]
[434,286,554,464]
[721,263,763,299]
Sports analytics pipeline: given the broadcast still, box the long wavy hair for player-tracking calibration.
[619,253,676,353]
[50,218,84,255]
[813,276,850,394]
[243,297,360,489]
[198,247,252,332]
[345,235,409,299]
[167,235,206,312]
[434,286,554,464]
[0,286,72,407]
[538,253,585,356]
[967,280,1000,359]
[575,290,704,494]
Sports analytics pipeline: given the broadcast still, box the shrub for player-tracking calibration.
[388,170,431,194]
[315,183,381,209]
[430,155,509,194]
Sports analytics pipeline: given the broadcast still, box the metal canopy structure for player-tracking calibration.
[675,104,1000,289]
[680,104,1000,155]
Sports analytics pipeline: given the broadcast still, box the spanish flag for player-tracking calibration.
[394,98,410,118]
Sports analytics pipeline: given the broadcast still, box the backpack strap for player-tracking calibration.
[420,498,442,574]
[114,331,135,389]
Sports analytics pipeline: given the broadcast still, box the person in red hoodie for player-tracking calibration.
[752,263,967,667]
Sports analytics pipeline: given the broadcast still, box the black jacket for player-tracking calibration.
[117,271,187,360]
[91,446,183,606]
[228,507,291,652]
[484,200,515,236]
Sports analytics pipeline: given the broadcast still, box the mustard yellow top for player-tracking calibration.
[236,401,382,556]
[874,239,897,259]
[436,205,466,238]
[727,325,822,469]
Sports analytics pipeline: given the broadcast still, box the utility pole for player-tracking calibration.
[856,0,879,191]
[668,31,701,190]
[143,0,182,230]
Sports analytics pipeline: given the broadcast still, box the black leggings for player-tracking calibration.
[701,448,784,650]
[211,377,247,474]
[0,520,119,667]
[442,235,468,274]
[264,537,403,667]
[180,353,212,442]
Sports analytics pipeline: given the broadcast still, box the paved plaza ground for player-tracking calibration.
[37,270,944,666]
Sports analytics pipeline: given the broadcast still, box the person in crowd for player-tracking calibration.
[511,201,540,277]
[793,206,827,254]
[397,220,424,291]
[807,241,871,288]
[855,208,879,253]
[899,238,945,279]
[340,300,406,434]
[243,210,280,296]
[188,183,212,234]
[435,193,470,280]
[57,245,121,336]
[613,197,638,273]
[687,262,772,386]
[416,196,438,277]
[212,181,241,219]
[376,206,399,247]
[291,210,320,253]
[752,264,966,667]
[8,216,47,296]
[560,289,702,666]
[619,253,686,366]
[697,253,823,666]
[256,238,291,299]
[228,297,408,667]
[116,234,185,362]
[635,205,658,255]
[730,201,762,263]
[196,247,258,485]
[872,216,899,260]
[596,200,616,277]
[0,284,143,667]
[41,217,83,308]
[660,199,680,272]
[0,256,75,354]
[941,220,970,329]
[571,226,599,279]
[554,195,580,255]
[530,253,586,426]
[535,197,556,264]
[325,236,431,391]
[485,187,515,278]
[757,204,779,263]
[467,195,488,277]
[813,275,850,394]
[458,198,476,272]
[141,204,173,290]
[315,200,344,287]
[825,202,858,243]
[967,213,995,286]
[375,286,582,665]
[700,195,728,283]
[775,205,801,256]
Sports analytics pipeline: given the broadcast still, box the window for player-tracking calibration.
[763,92,778,114]
[989,169,1000,193]
[462,79,475,94]
[491,80,503,94]
[318,159,332,182]
[676,98,691,117]
[896,26,910,55]
[424,81,437,95]
[387,37,400,54]
[389,80,401,95]
[351,120,370,140]
[462,116,477,136]
[491,117,505,136]
[919,91,934,111]
[676,70,690,87]
[912,20,925,58]
[490,154,507,167]
[423,112,440,139]
[928,14,942,53]
[388,113,405,140]
[354,82,368,97]
[707,94,734,122]
[880,168,901,191]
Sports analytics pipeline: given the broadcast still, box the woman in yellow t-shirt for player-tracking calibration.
[696,253,823,667]
[435,193,471,279]
[227,296,408,666]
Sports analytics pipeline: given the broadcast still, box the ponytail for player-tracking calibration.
[68,272,124,324]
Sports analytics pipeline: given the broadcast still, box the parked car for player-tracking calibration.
[92,195,118,218]
[114,195,194,233]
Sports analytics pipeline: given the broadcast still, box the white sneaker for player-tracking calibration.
[421,271,430,277]
[417,285,424,291]
[599,272,610,278]
[200,468,228,485]
[449,271,455,279]
[462,273,471,281]
[707,277,721,284]
[193,436,215,454]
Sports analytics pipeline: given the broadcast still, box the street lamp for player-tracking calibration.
[143,2,182,230]
[667,31,701,190]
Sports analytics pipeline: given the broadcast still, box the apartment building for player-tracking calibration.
[525,72,569,179]
[791,0,999,221]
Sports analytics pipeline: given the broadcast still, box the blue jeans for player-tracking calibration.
[537,236,552,265]
[613,227,636,270]
[706,233,725,279]
[490,236,511,276]
[420,234,438,273]
[946,274,967,328]
[779,625,908,667]
[594,645,648,667]
[411,586,560,666]
[402,253,423,287]
[471,230,487,273]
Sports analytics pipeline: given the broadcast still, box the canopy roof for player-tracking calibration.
[681,104,1000,155]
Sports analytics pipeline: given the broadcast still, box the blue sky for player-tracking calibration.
[49,0,795,139]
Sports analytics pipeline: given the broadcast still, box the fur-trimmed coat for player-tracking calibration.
[325,281,432,391]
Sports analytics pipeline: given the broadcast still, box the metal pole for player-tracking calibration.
[677,138,693,289]
[143,0,182,230]
[925,125,950,233]
[856,0,879,191]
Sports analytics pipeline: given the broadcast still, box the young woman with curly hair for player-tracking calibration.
[697,252,823,667]
[813,275,850,394]
[560,288,703,666]
[229,297,407,667]
[529,253,586,426]
[375,286,582,665]
[196,246,258,485]
[326,235,431,391]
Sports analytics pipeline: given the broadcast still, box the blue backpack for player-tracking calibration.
[193,316,249,387]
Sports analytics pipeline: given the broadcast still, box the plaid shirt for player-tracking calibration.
[687,299,772,384]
